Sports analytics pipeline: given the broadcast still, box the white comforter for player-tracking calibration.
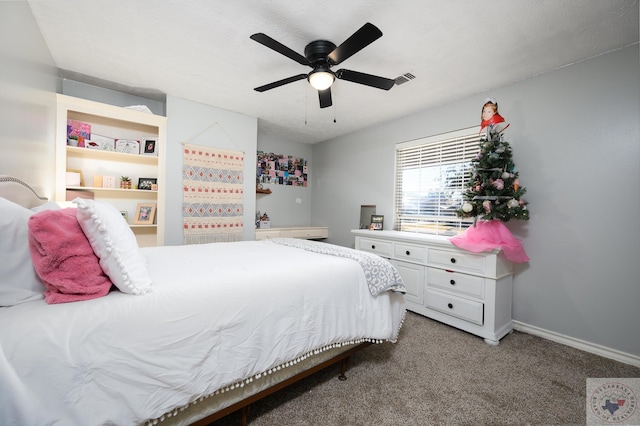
[0,240,405,426]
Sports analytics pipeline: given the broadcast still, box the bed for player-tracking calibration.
[0,175,406,426]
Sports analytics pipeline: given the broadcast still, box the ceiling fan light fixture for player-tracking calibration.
[308,70,335,90]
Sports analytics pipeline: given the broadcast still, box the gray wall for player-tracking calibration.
[312,46,640,357]
[256,134,313,228]
[62,79,165,116]
[0,2,59,198]
[165,95,258,245]
[4,3,638,359]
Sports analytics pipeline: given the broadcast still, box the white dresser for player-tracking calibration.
[352,230,514,345]
[255,226,328,240]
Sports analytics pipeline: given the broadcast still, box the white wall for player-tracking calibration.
[256,134,313,228]
[165,96,258,245]
[312,46,640,358]
[0,2,58,198]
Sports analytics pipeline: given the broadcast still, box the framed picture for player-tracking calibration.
[371,215,384,230]
[133,203,156,225]
[138,177,157,190]
[142,138,158,156]
[115,139,140,154]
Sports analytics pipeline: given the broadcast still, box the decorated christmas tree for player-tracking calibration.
[456,101,529,223]
[450,98,530,263]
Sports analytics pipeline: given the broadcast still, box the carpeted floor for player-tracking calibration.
[212,311,640,425]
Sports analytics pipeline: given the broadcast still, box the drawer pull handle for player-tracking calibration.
[405,250,410,256]
[450,280,455,285]
[450,258,456,264]
[447,303,453,309]
[371,245,376,249]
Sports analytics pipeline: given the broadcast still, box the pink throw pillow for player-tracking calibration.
[28,208,112,304]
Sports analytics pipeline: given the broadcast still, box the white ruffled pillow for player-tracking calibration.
[73,198,152,295]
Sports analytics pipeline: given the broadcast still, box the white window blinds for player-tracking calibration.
[394,127,482,234]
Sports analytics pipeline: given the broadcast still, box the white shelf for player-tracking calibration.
[66,186,158,194]
[67,146,158,164]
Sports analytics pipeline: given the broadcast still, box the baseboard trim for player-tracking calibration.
[512,321,640,368]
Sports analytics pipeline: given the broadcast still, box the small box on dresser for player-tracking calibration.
[352,229,514,345]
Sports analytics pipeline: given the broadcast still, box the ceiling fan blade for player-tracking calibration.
[327,23,383,65]
[250,33,310,66]
[318,88,332,108]
[254,74,307,92]
[336,69,395,90]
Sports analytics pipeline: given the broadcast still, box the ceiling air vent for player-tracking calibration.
[394,72,416,85]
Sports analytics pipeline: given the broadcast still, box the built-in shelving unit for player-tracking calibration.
[54,94,167,247]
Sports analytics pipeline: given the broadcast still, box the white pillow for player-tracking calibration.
[73,198,152,295]
[0,198,45,306]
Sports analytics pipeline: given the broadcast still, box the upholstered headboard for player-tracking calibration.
[0,175,48,209]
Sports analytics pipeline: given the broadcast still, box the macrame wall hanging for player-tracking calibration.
[183,143,244,244]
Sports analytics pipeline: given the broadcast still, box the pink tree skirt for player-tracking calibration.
[450,220,529,263]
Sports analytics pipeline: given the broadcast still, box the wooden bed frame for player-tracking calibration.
[0,175,374,426]
[172,342,372,426]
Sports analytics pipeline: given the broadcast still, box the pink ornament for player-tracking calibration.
[483,200,491,213]
[492,179,504,190]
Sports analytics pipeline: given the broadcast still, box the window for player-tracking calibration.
[394,127,481,235]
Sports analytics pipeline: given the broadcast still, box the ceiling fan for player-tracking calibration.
[251,23,395,108]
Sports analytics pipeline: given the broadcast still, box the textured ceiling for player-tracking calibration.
[28,0,639,144]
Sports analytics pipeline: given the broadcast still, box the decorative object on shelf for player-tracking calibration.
[120,176,132,189]
[133,203,157,225]
[86,134,115,151]
[257,151,308,187]
[370,214,384,230]
[142,138,158,156]
[256,176,272,194]
[452,98,529,263]
[65,169,83,187]
[138,178,157,190]
[183,143,244,244]
[65,190,93,201]
[102,176,116,189]
[259,212,270,229]
[67,119,91,147]
[93,175,103,187]
[115,139,140,154]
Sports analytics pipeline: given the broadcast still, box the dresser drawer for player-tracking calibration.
[427,267,485,299]
[428,248,487,274]
[288,228,328,239]
[356,237,393,258]
[255,229,281,240]
[394,243,426,263]
[426,289,484,325]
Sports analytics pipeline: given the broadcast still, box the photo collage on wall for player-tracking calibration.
[257,151,308,187]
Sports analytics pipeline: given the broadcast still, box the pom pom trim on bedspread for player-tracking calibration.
[145,312,407,425]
